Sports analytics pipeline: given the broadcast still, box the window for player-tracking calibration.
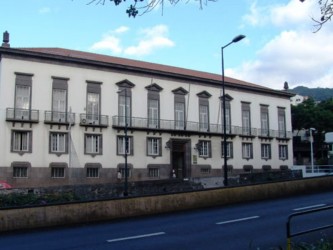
[50,132,67,154]
[260,105,269,136]
[87,93,100,123]
[119,167,131,178]
[51,167,65,178]
[242,102,251,135]
[175,102,185,129]
[242,143,253,159]
[118,89,131,126]
[85,134,102,155]
[147,137,161,157]
[52,77,68,122]
[148,168,159,178]
[199,105,209,132]
[13,167,28,178]
[222,99,231,133]
[87,167,99,178]
[148,99,159,128]
[12,130,32,153]
[198,140,211,158]
[279,145,288,160]
[278,107,286,137]
[200,168,211,174]
[261,144,271,159]
[117,136,133,155]
[14,73,32,120]
[221,141,233,158]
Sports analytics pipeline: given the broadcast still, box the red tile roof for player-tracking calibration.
[13,47,291,97]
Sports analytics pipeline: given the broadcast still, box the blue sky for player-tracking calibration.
[1,0,332,89]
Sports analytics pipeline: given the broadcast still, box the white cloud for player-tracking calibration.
[124,25,174,56]
[232,0,333,89]
[39,7,51,14]
[90,25,174,57]
[91,36,123,54]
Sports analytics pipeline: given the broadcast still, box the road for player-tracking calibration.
[1,191,333,250]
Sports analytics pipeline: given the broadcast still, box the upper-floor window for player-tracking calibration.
[52,77,68,122]
[278,107,286,137]
[221,94,232,134]
[260,105,269,136]
[175,102,185,129]
[173,87,188,130]
[11,130,32,154]
[242,102,251,135]
[199,105,209,132]
[86,81,102,124]
[14,73,33,120]
[148,99,159,128]
[146,83,162,129]
[118,89,131,126]
[197,91,211,132]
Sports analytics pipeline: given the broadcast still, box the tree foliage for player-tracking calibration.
[300,0,333,32]
[292,98,333,133]
[86,0,215,17]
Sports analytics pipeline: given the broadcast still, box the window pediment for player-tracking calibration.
[197,91,212,98]
[219,94,233,101]
[145,83,163,92]
[172,87,188,95]
[115,79,135,88]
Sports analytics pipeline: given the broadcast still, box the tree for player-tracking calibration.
[86,0,214,17]
[300,0,333,32]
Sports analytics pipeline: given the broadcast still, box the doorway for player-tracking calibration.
[170,139,191,179]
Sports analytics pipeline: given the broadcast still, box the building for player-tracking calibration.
[0,32,294,187]
[290,94,308,106]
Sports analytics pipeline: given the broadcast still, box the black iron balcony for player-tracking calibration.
[112,116,292,139]
[6,108,39,123]
[79,114,109,127]
[44,111,75,125]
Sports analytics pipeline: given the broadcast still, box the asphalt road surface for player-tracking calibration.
[1,191,333,250]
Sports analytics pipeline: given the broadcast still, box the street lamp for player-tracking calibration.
[309,128,316,173]
[117,88,129,196]
[221,35,246,186]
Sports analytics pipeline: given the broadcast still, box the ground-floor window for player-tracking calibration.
[148,167,159,178]
[51,167,65,178]
[13,166,28,178]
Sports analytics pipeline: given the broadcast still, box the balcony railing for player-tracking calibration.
[44,111,75,125]
[112,116,292,139]
[80,114,109,127]
[6,108,39,123]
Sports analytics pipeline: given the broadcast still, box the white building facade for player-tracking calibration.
[0,39,294,187]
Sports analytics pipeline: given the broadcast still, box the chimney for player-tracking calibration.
[2,31,10,47]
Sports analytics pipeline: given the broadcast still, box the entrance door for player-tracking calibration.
[171,139,190,179]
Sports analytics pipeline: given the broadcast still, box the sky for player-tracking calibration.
[0,0,332,90]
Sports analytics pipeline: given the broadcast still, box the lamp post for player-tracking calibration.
[222,35,245,186]
[310,128,316,173]
[117,88,129,196]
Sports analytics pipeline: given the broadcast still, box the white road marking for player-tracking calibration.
[216,216,260,225]
[293,204,326,211]
[107,232,166,243]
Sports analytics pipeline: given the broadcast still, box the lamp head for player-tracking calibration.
[232,35,246,43]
